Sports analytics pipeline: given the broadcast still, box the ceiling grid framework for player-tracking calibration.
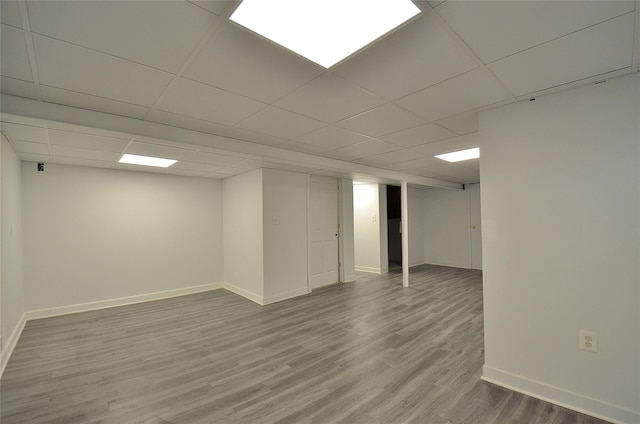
[1,0,637,186]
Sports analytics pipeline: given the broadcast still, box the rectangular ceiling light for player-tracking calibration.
[435,147,480,162]
[119,154,177,168]
[230,0,421,69]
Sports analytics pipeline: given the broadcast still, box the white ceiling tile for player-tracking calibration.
[184,21,322,103]
[161,168,208,178]
[488,13,635,97]
[238,106,325,140]
[215,166,247,175]
[436,0,636,64]
[330,139,400,160]
[145,110,232,137]
[11,139,49,155]
[397,69,511,121]
[41,86,149,119]
[336,103,425,137]
[51,145,120,161]
[172,161,223,173]
[233,159,281,169]
[222,126,288,147]
[48,129,129,152]
[33,35,172,106]
[425,162,480,181]
[125,141,196,160]
[333,13,478,100]
[295,125,369,150]
[355,149,422,166]
[279,140,330,155]
[27,1,215,73]
[321,149,367,162]
[457,158,480,171]
[275,74,385,123]
[1,25,33,81]
[52,156,115,169]
[385,156,444,171]
[411,133,480,157]
[201,171,233,179]
[435,112,478,135]
[187,152,245,166]
[20,153,51,163]
[1,1,22,28]
[382,123,456,148]
[157,78,266,126]
[1,76,38,99]
[1,122,47,142]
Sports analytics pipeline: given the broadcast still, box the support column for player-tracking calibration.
[401,181,409,288]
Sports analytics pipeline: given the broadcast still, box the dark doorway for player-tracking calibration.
[387,185,402,270]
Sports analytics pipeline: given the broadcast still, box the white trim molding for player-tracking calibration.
[1,313,27,377]
[25,283,223,321]
[482,366,640,424]
[355,266,382,274]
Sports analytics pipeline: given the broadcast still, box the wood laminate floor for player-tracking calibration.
[1,265,611,424]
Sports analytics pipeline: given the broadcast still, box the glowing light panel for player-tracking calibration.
[435,147,480,162]
[230,0,421,68]
[119,154,177,168]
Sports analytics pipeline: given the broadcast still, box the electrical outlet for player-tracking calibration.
[579,330,598,353]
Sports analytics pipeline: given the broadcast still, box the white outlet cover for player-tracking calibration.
[579,330,598,353]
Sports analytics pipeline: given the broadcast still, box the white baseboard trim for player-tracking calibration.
[263,287,310,305]
[222,282,264,305]
[1,313,27,378]
[424,260,471,269]
[355,266,381,274]
[25,283,223,321]
[482,366,639,424]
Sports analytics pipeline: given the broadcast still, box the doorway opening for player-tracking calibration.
[387,185,402,271]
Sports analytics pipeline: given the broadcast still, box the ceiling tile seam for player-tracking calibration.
[230,104,327,139]
[185,0,223,17]
[118,138,136,161]
[513,67,632,101]
[632,1,640,72]
[422,3,517,103]
[143,1,247,121]
[147,100,257,130]
[485,10,638,68]
[17,1,42,101]
[27,32,178,78]
[37,84,154,112]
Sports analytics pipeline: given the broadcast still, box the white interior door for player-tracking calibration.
[309,176,338,289]
[469,183,483,270]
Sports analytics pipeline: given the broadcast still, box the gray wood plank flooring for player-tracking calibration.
[1,265,611,423]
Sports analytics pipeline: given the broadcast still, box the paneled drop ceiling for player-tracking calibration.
[1,0,638,186]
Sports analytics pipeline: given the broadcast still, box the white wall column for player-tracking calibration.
[401,181,409,288]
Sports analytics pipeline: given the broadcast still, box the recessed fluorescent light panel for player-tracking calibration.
[119,154,177,168]
[435,147,480,162]
[229,0,421,68]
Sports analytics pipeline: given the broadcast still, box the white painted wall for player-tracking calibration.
[1,137,25,372]
[339,179,356,282]
[262,169,308,303]
[480,73,639,423]
[22,164,224,312]
[223,168,264,299]
[353,183,383,273]
[408,187,425,267]
[423,187,473,268]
